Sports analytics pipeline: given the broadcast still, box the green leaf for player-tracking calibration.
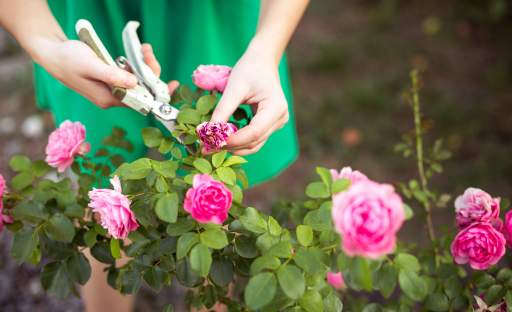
[177,108,201,124]
[304,206,332,231]
[200,228,229,250]
[351,257,373,292]
[425,293,449,312]
[196,94,217,114]
[12,200,47,222]
[210,258,234,287]
[115,158,152,180]
[306,181,330,198]
[155,193,179,223]
[41,261,72,299]
[266,241,293,259]
[152,160,178,178]
[175,258,202,288]
[189,244,212,277]
[178,85,194,102]
[91,241,115,264]
[176,232,199,260]
[399,270,427,301]
[84,229,97,248]
[193,158,212,174]
[11,227,38,262]
[244,272,277,310]
[223,155,247,167]
[141,127,163,148]
[316,167,332,187]
[277,264,305,300]
[486,284,505,305]
[143,266,165,292]
[394,253,420,273]
[268,216,282,236]
[234,236,259,258]
[299,290,324,312]
[505,291,512,311]
[66,252,91,285]
[250,255,281,275]
[64,203,84,218]
[296,225,313,247]
[212,150,228,168]
[294,248,326,274]
[216,167,236,185]
[44,213,76,243]
[9,155,31,171]
[240,207,267,234]
[110,239,122,259]
[166,218,196,236]
[12,172,34,191]
[376,262,397,298]
[324,293,343,312]
[331,178,351,194]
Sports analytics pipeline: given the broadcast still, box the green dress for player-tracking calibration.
[34,0,298,186]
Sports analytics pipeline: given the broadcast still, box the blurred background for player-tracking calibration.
[0,0,511,310]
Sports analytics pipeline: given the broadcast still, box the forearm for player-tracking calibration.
[0,0,66,63]
[248,0,309,66]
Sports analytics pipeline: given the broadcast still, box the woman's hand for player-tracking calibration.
[33,38,178,109]
[211,47,289,156]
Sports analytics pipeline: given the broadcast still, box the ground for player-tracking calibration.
[0,0,511,311]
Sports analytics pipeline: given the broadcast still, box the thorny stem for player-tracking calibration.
[410,70,437,245]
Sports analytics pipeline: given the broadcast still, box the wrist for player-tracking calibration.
[245,35,283,68]
[23,33,66,66]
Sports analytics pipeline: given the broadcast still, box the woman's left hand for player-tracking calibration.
[211,48,289,156]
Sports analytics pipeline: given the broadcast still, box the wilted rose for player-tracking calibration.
[88,176,139,239]
[332,180,404,259]
[184,174,232,224]
[192,65,231,92]
[451,222,505,270]
[45,120,90,172]
[196,121,237,154]
[0,174,13,231]
[455,187,500,229]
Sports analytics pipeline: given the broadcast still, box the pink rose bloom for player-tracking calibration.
[455,187,500,229]
[0,174,13,232]
[332,180,404,259]
[88,176,139,239]
[184,174,232,224]
[192,65,231,92]
[326,271,345,289]
[502,210,512,247]
[196,122,237,154]
[330,167,369,184]
[45,120,90,172]
[451,222,505,270]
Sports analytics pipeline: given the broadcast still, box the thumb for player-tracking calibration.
[211,83,246,122]
[86,59,138,89]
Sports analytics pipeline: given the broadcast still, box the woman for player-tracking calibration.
[0,0,308,310]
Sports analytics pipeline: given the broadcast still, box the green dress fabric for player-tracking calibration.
[34,0,298,186]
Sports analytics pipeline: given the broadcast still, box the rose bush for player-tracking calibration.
[1,69,511,311]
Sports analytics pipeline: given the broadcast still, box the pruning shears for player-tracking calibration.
[75,19,179,134]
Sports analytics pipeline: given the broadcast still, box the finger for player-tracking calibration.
[142,43,161,77]
[211,82,247,122]
[226,103,286,148]
[80,79,125,109]
[168,80,180,95]
[84,60,138,88]
[232,140,266,156]
[228,113,287,151]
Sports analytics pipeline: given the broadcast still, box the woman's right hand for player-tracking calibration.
[33,39,177,109]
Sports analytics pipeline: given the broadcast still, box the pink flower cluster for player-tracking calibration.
[184,174,232,224]
[45,120,90,172]
[192,65,231,93]
[451,188,507,270]
[88,176,139,239]
[0,174,13,232]
[196,122,237,154]
[331,167,404,259]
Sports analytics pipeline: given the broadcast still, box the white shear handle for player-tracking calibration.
[75,19,117,67]
[122,21,170,104]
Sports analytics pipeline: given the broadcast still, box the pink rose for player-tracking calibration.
[455,187,500,229]
[192,65,231,92]
[502,210,512,247]
[326,271,345,289]
[330,167,368,184]
[88,176,139,239]
[332,180,404,259]
[45,120,90,172]
[184,174,232,224]
[451,222,505,270]
[0,174,13,232]
[196,122,237,154]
